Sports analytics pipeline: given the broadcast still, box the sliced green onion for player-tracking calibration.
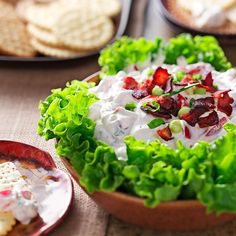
[194,88,206,95]
[213,84,219,90]
[148,69,154,76]
[152,85,164,96]
[147,118,165,129]
[192,74,203,81]
[174,71,186,82]
[178,106,191,117]
[142,100,160,112]
[162,83,199,97]
[125,102,137,111]
[169,120,182,133]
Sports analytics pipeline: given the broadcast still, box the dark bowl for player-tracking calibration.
[0,0,132,63]
[159,0,236,44]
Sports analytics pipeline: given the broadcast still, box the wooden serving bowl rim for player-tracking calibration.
[62,157,204,209]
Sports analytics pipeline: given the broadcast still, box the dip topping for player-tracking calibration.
[121,65,234,142]
[89,63,236,159]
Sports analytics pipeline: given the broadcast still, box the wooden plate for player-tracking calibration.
[61,72,236,231]
[159,0,236,43]
[0,140,74,236]
[0,0,132,63]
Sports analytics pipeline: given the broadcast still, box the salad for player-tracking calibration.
[38,34,236,213]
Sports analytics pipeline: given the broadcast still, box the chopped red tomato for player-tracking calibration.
[123,76,138,90]
[184,126,191,139]
[157,126,173,141]
[153,67,170,87]
[139,77,154,94]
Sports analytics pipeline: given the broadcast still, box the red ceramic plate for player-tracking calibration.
[0,140,74,236]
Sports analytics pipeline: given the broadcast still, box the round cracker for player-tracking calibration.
[25,0,66,30]
[31,38,87,58]
[16,0,34,22]
[0,17,36,57]
[27,23,62,47]
[53,10,114,50]
[0,1,18,19]
[92,0,121,17]
[0,212,16,236]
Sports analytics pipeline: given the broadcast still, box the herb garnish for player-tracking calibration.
[147,118,165,129]
[162,83,199,97]
[142,100,160,112]
[125,102,137,111]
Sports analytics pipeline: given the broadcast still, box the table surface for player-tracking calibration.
[1,1,236,235]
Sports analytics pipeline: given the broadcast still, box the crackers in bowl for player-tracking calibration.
[0,1,36,57]
[0,0,121,59]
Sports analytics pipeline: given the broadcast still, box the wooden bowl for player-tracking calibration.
[62,72,236,231]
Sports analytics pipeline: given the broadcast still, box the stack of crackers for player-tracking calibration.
[0,0,120,58]
[0,1,36,57]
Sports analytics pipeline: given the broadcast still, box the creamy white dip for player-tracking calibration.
[88,63,236,160]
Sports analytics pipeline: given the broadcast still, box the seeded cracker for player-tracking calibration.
[0,17,36,57]
[15,0,34,21]
[0,1,18,19]
[25,0,67,30]
[31,38,87,58]
[91,0,121,17]
[27,23,63,47]
[53,9,114,51]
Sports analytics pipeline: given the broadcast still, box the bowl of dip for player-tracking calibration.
[58,63,236,230]
[37,32,236,231]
